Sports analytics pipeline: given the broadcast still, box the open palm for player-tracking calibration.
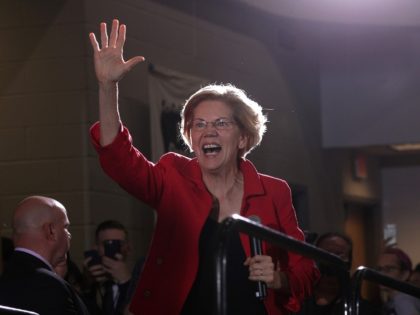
[89,19,144,83]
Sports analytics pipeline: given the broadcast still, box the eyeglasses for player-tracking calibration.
[191,118,236,131]
[376,265,401,274]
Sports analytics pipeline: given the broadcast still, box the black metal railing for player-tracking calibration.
[351,266,420,315]
[0,305,38,314]
[215,214,351,315]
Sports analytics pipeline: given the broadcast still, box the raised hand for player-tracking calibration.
[89,19,145,84]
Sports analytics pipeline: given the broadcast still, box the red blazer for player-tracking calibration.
[91,122,319,315]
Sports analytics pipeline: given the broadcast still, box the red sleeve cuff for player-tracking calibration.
[89,121,125,151]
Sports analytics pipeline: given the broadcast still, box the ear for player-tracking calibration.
[238,133,248,150]
[42,222,56,241]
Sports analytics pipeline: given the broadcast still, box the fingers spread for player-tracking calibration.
[91,19,145,83]
[89,33,100,52]
[116,24,126,50]
[100,22,109,49]
[109,19,119,48]
[125,56,145,72]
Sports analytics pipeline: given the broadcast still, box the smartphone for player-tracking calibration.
[103,239,121,259]
[84,249,101,267]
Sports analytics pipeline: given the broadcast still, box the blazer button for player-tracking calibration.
[156,257,163,265]
[144,290,151,298]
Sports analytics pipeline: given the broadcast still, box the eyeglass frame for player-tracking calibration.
[375,265,402,274]
[190,118,237,131]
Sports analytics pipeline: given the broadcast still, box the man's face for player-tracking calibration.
[96,228,129,259]
[377,253,410,295]
[318,236,351,263]
[52,207,71,267]
[377,253,408,280]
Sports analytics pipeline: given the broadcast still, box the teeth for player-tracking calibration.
[203,144,220,149]
[202,143,221,154]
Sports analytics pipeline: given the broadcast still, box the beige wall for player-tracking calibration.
[0,0,93,264]
[382,166,420,265]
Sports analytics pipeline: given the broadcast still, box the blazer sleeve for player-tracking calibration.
[90,122,166,208]
[272,181,320,313]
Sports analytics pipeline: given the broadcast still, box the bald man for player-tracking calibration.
[0,196,89,315]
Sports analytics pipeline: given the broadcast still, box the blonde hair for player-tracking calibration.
[180,84,267,158]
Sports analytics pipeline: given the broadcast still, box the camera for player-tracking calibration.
[84,249,101,267]
[103,239,122,259]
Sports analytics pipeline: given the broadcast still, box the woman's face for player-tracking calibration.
[190,100,246,174]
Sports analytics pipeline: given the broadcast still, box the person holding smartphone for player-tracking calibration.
[83,220,132,315]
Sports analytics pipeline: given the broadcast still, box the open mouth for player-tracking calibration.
[202,143,222,154]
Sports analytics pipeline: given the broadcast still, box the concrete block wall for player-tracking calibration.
[0,0,94,266]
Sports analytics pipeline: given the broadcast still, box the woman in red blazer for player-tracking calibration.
[89,19,319,315]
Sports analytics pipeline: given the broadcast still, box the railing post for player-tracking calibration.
[215,217,235,315]
[341,269,352,315]
[351,266,367,315]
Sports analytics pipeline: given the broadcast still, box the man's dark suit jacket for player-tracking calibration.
[0,250,89,315]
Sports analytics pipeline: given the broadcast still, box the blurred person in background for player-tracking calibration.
[55,252,90,299]
[409,264,420,288]
[298,232,353,315]
[83,220,132,315]
[377,247,420,315]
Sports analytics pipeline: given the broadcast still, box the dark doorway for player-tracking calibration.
[344,199,381,301]
[290,184,309,231]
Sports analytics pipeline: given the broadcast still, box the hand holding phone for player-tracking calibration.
[103,239,121,260]
[84,249,101,267]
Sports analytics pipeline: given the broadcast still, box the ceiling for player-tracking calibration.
[234,0,420,27]
[231,0,420,163]
[156,0,420,162]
